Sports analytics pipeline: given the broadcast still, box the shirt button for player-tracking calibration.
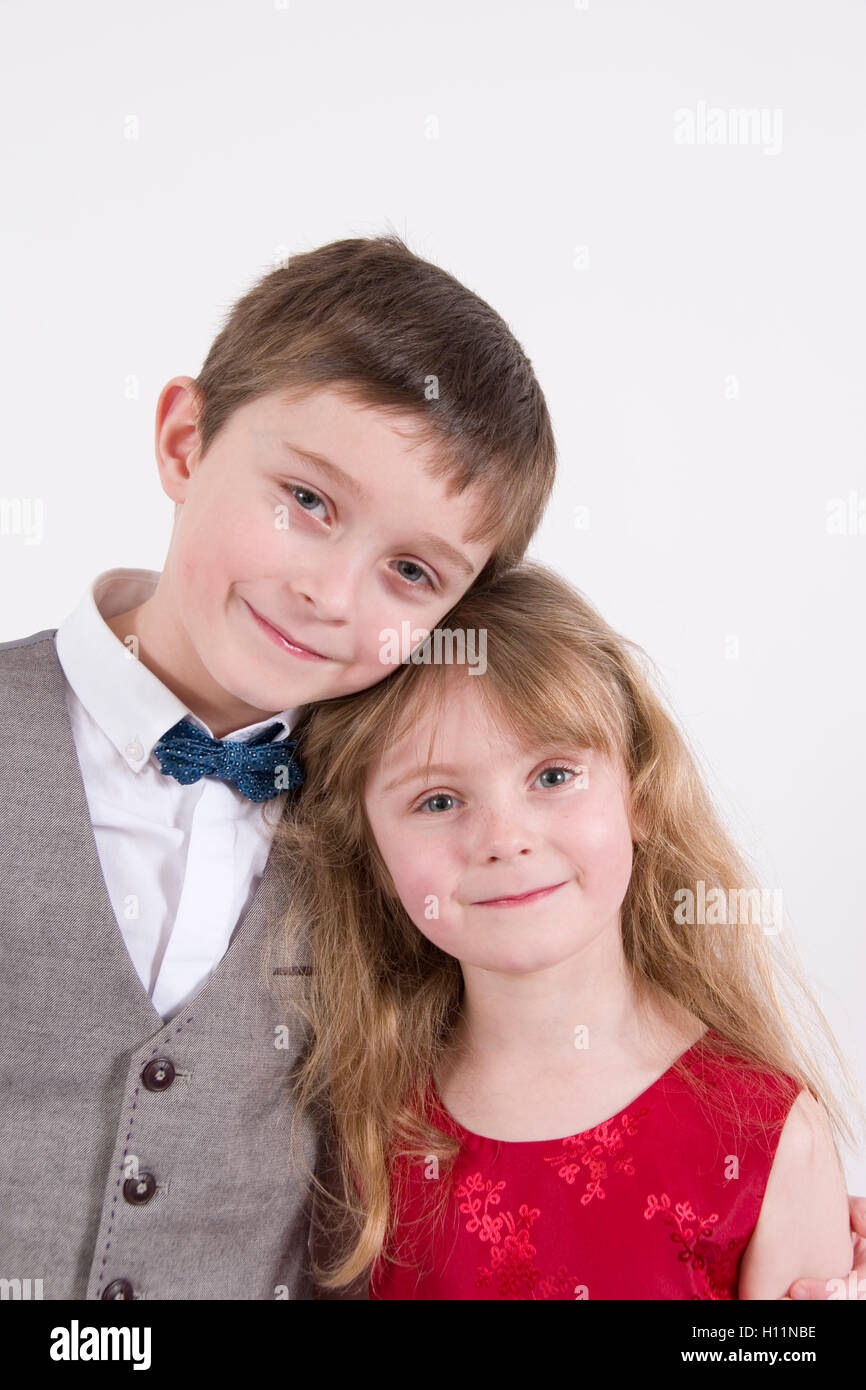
[123,1172,157,1205]
[102,1278,134,1300]
[141,1058,176,1091]
[125,739,144,761]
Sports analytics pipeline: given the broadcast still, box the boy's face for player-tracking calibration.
[153,379,495,725]
[363,679,636,979]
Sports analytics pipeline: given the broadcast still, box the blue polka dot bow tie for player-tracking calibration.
[152,718,305,802]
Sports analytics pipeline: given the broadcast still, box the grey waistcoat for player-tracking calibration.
[0,629,329,1300]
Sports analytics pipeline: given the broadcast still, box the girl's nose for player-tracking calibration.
[476,807,535,862]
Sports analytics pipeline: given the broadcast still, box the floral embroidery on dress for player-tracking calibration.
[543,1106,649,1205]
[456,1173,508,1244]
[644,1192,738,1299]
[455,1173,578,1299]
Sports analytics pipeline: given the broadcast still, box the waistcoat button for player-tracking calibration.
[142,1058,176,1091]
[123,1172,157,1204]
[102,1278,134,1300]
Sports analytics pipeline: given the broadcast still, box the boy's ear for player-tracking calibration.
[154,375,205,506]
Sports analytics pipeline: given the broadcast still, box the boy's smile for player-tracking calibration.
[241,598,335,660]
[107,379,495,736]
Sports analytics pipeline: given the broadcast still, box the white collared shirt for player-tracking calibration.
[54,568,300,1021]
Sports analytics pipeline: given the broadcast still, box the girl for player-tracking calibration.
[271,561,861,1300]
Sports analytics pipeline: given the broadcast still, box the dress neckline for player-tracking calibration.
[429,1028,712,1148]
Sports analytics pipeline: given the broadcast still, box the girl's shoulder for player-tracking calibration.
[737,1088,851,1299]
[663,1036,848,1301]
[660,1025,804,1152]
[677,1025,801,1101]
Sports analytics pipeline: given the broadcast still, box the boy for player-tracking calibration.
[0,234,555,1300]
[0,234,861,1301]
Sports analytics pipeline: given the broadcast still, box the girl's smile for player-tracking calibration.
[471,879,569,907]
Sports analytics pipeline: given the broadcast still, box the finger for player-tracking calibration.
[849,1195,866,1236]
[788,1279,831,1301]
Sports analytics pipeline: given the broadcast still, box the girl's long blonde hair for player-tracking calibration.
[268,560,863,1291]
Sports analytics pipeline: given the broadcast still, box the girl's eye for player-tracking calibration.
[535,764,583,788]
[414,765,585,814]
[392,558,435,590]
[415,792,458,814]
[285,484,329,520]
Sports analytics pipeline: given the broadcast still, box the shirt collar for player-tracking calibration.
[54,568,301,773]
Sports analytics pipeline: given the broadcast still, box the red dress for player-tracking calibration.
[369,1032,801,1300]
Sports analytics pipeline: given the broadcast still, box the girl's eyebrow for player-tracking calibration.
[383,764,461,793]
[276,439,476,578]
[383,748,595,795]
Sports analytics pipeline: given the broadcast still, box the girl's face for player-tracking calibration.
[363,679,637,975]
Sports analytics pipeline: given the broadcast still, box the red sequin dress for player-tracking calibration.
[369,1031,800,1300]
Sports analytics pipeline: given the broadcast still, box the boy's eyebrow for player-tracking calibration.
[276,440,367,502]
[277,439,476,578]
[412,532,475,578]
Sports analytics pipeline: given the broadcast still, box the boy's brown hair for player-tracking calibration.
[190,233,557,584]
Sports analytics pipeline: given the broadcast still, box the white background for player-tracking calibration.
[1,0,863,1188]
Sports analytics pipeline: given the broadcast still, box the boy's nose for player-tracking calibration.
[290,568,355,622]
[296,587,351,621]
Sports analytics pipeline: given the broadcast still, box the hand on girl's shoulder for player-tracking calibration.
[738,1089,852,1300]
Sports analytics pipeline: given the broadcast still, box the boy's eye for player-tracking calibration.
[280,484,436,591]
[392,559,435,590]
[287,485,328,520]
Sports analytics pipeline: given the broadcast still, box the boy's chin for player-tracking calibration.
[209,662,346,720]
[200,654,294,719]
[205,644,386,716]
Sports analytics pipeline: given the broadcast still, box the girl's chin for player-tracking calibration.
[435,945,584,977]
[474,957,573,977]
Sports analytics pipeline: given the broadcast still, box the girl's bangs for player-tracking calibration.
[375,643,627,778]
